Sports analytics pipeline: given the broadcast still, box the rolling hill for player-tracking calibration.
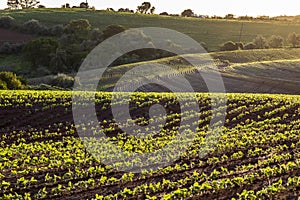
[45,48,300,94]
[1,8,300,51]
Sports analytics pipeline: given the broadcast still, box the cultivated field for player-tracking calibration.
[1,90,300,199]
[63,48,300,94]
[1,7,300,200]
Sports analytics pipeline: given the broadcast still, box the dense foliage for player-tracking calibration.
[0,72,26,89]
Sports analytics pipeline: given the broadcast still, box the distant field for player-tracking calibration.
[46,48,300,94]
[1,9,300,51]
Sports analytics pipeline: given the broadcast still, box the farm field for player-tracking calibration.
[1,9,300,51]
[60,48,300,94]
[1,90,300,199]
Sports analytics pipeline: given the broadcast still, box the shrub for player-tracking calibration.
[0,42,14,54]
[23,37,59,67]
[49,48,68,73]
[0,42,24,54]
[0,72,26,90]
[244,42,256,50]
[90,28,103,41]
[102,25,126,40]
[253,35,268,49]
[59,34,78,46]
[21,19,49,35]
[50,25,65,37]
[51,73,75,89]
[0,80,7,89]
[236,42,244,50]
[160,12,169,16]
[287,32,300,48]
[0,16,15,29]
[268,35,284,48]
[65,19,91,35]
[220,41,239,51]
[79,40,97,51]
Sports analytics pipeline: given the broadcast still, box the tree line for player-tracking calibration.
[220,33,300,51]
[6,1,299,22]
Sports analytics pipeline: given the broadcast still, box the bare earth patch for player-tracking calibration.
[0,28,34,44]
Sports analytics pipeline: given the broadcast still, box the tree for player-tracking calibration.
[65,19,91,35]
[102,25,126,40]
[21,19,48,35]
[268,35,284,48]
[61,3,70,8]
[159,12,169,16]
[136,2,151,14]
[7,0,19,9]
[253,35,268,49]
[150,7,155,14]
[23,37,59,67]
[225,14,235,19]
[18,0,40,9]
[288,32,300,48]
[80,2,88,8]
[181,9,194,17]
[118,8,134,13]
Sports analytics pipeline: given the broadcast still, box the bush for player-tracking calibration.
[49,48,68,73]
[79,40,97,51]
[220,41,239,51]
[0,80,7,89]
[0,72,26,90]
[102,25,126,40]
[65,19,91,35]
[160,12,169,16]
[287,32,300,48]
[59,33,78,46]
[253,35,268,49]
[23,37,59,67]
[0,42,24,54]
[50,25,65,37]
[268,35,284,48]
[90,28,103,41]
[21,19,49,35]
[236,42,244,50]
[51,73,75,89]
[244,42,256,50]
[0,16,15,29]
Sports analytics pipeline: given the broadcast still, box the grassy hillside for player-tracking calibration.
[35,48,299,94]
[1,8,300,51]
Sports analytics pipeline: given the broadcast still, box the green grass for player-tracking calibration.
[1,8,300,51]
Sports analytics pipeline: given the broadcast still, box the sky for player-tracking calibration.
[0,0,299,17]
